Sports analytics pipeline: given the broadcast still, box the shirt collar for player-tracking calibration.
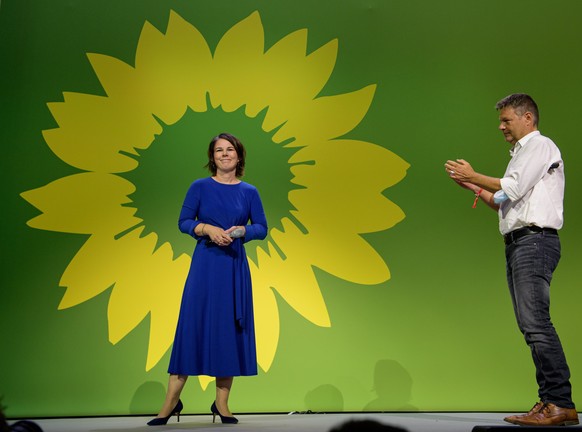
[509,130,540,156]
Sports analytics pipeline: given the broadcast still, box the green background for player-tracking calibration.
[1,0,582,417]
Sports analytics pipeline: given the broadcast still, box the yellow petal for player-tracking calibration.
[267,219,331,327]
[132,11,213,121]
[105,229,189,370]
[44,91,161,173]
[208,12,265,112]
[289,139,409,232]
[58,236,113,309]
[198,376,214,390]
[58,227,189,370]
[249,247,281,371]
[262,30,337,115]
[282,139,408,283]
[273,85,376,144]
[59,234,134,309]
[21,172,141,235]
[261,33,339,134]
[240,27,338,129]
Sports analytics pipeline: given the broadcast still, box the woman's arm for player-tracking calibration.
[242,188,268,243]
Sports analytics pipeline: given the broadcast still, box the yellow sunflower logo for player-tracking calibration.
[21,10,409,387]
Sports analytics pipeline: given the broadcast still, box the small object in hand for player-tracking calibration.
[229,228,245,238]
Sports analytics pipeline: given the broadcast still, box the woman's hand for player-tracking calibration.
[206,225,233,246]
[225,226,246,239]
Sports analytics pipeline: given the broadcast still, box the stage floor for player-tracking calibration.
[11,411,578,432]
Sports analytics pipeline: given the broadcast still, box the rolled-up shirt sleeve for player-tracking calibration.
[500,137,553,202]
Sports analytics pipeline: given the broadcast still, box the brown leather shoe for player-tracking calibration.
[511,402,579,426]
[504,401,544,424]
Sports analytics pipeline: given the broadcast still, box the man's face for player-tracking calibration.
[498,106,532,145]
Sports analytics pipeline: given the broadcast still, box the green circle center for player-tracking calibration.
[122,105,298,262]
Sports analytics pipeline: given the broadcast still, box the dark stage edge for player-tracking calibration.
[8,412,581,432]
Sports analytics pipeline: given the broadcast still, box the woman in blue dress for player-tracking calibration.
[148,133,268,426]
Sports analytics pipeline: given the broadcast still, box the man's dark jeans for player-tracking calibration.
[505,230,574,408]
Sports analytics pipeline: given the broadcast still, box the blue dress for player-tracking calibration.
[168,177,268,377]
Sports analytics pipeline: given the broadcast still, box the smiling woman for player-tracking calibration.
[206,133,246,182]
[147,132,268,426]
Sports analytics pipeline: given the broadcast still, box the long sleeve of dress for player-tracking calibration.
[178,182,203,239]
[243,188,268,243]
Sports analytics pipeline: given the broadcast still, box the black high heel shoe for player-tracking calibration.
[147,399,183,426]
[211,401,238,424]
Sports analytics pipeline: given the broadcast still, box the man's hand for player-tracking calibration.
[444,157,503,211]
[445,159,476,183]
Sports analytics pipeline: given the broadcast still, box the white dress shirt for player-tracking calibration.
[498,130,564,235]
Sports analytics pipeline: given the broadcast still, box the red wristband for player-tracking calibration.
[472,188,483,208]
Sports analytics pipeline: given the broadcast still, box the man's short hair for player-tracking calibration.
[495,93,539,126]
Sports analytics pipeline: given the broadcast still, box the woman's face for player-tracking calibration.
[212,138,239,173]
